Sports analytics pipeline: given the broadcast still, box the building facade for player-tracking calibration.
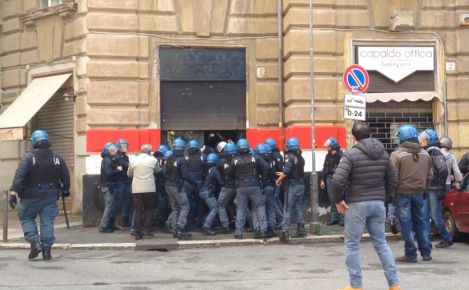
[1,0,468,212]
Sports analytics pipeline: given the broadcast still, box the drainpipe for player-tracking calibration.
[277,0,285,143]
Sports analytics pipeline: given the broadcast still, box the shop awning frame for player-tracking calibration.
[365,91,439,103]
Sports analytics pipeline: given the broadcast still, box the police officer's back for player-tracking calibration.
[9,130,70,261]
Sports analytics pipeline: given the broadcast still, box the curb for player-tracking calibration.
[0,233,401,251]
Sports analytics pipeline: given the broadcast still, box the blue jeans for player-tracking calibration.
[281,183,305,232]
[327,177,343,223]
[100,187,114,229]
[199,190,218,229]
[217,187,236,228]
[235,186,267,235]
[120,181,133,219]
[396,193,432,259]
[111,182,125,218]
[423,190,452,244]
[165,185,190,231]
[18,196,59,249]
[345,201,399,288]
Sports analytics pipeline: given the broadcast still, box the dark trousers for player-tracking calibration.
[133,192,157,235]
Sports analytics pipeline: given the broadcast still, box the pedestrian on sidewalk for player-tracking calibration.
[439,137,463,192]
[332,122,400,290]
[419,129,452,249]
[390,124,433,263]
[127,144,160,240]
[9,130,70,261]
[320,137,344,226]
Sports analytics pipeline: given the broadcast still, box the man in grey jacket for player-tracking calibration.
[128,144,160,240]
[332,122,400,290]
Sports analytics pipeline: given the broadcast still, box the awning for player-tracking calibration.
[0,73,71,141]
[366,91,439,103]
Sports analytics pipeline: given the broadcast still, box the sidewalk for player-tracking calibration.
[1,210,401,251]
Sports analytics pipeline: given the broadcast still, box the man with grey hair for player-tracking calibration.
[128,144,160,240]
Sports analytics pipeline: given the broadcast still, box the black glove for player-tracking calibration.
[61,191,71,198]
[9,194,17,209]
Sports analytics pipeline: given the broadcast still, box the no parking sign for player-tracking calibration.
[343,64,369,93]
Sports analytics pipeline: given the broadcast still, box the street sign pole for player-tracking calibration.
[309,0,319,228]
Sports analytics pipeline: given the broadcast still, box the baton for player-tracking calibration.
[62,196,70,230]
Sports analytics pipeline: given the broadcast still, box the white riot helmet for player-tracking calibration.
[216,141,227,153]
[439,137,453,149]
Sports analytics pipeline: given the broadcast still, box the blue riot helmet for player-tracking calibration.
[324,137,340,150]
[224,143,237,156]
[157,144,169,155]
[206,153,219,166]
[418,129,439,147]
[116,139,129,152]
[102,141,114,155]
[395,124,418,143]
[236,138,250,153]
[264,143,273,155]
[265,138,278,150]
[31,130,50,148]
[286,137,301,152]
[163,150,173,160]
[172,138,186,151]
[108,144,118,155]
[188,139,200,149]
[256,143,268,155]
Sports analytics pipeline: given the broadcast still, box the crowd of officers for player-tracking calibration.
[98,137,306,241]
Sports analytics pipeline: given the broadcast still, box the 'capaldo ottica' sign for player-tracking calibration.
[357,46,435,83]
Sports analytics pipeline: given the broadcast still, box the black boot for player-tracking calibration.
[28,241,42,260]
[202,227,216,236]
[279,231,289,242]
[291,224,307,238]
[121,216,130,228]
[42,248,52,261]
[99,227,114,233]
[109,218,120,231]
[265,228,276,238]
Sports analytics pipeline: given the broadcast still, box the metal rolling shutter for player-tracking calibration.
[35,92,74,171]
[161,81,246,130]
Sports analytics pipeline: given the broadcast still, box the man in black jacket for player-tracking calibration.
[9,130,70,261]
[332,122,400,290]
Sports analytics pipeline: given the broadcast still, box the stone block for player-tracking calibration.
[2,52,21,69]
[2,18,22,34]
[87,0,137,11]
[285,103,311,124]
[87,108,140,126]
[445,31,457,55]
[76,116,88,134]
[139,15,179,33]
[458,77,469,100]
[210,0,230,34]
[24,0,39,12]
[75,94,88,117]
[231,0,277,15]
[256,63,279,80]
[420,11,457,28]
[284,7,335,31]
[457,56,469,73]
[87,60,139,78]
[20,50,39,65]
[257,107,280,126]
[227,18,277,35]
[87,80,140,105]
[87,34,139,58]
[138,0,176,12]
[255,82,280,105]
[175,0,195,33]
[446,77,458,101]
[64,17,88,41]
[88,12,137,31]
[0,141,21,159]
[284,29,337,58]
[2,33,21,54]
[256,38,279,61]
[21,30,38,50]
[335,10,369,28]
[422,0,456,9]
[284,55,338,78]
[457,30,469,54]
[284,77,338,104]
[335,0,368,8]
[3,0,22,18]
[315,104,340,122]
[63,38,87,57]
[1,68,25,89]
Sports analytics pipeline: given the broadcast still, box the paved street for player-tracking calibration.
[0,240,468,290]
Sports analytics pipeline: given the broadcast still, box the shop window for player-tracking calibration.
[42,0,63,8]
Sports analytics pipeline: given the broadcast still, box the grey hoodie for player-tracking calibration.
[331,138,398,204]
[390,141,433,194]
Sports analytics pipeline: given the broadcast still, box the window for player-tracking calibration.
[42,0,63,8]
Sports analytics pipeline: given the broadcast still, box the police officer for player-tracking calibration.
[185,139,206,227]
[229,139,268,239]
[164,138,192,239]
[9,130,70,261]
[257,143,278,237]
[115,139,131,228]
[200,153,223,235]
[320,137,344,226]
[217,142,237,233]
[276,137,306,242]
[153,145,171,228]
[265,138,284,227]
[99,143,121,233]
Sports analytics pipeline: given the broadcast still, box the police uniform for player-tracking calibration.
[229,151,268,238]
[185,149,206,226]
[258,154,278,234]
[10,130,70,260]
[199,161,223,234]
[153,151,170,227]
[281,150,306,237]
[99,145,121,232]
[115,149,131,227]
[217,155,237,231]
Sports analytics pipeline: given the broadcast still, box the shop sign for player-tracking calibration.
[357,46,434,83]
